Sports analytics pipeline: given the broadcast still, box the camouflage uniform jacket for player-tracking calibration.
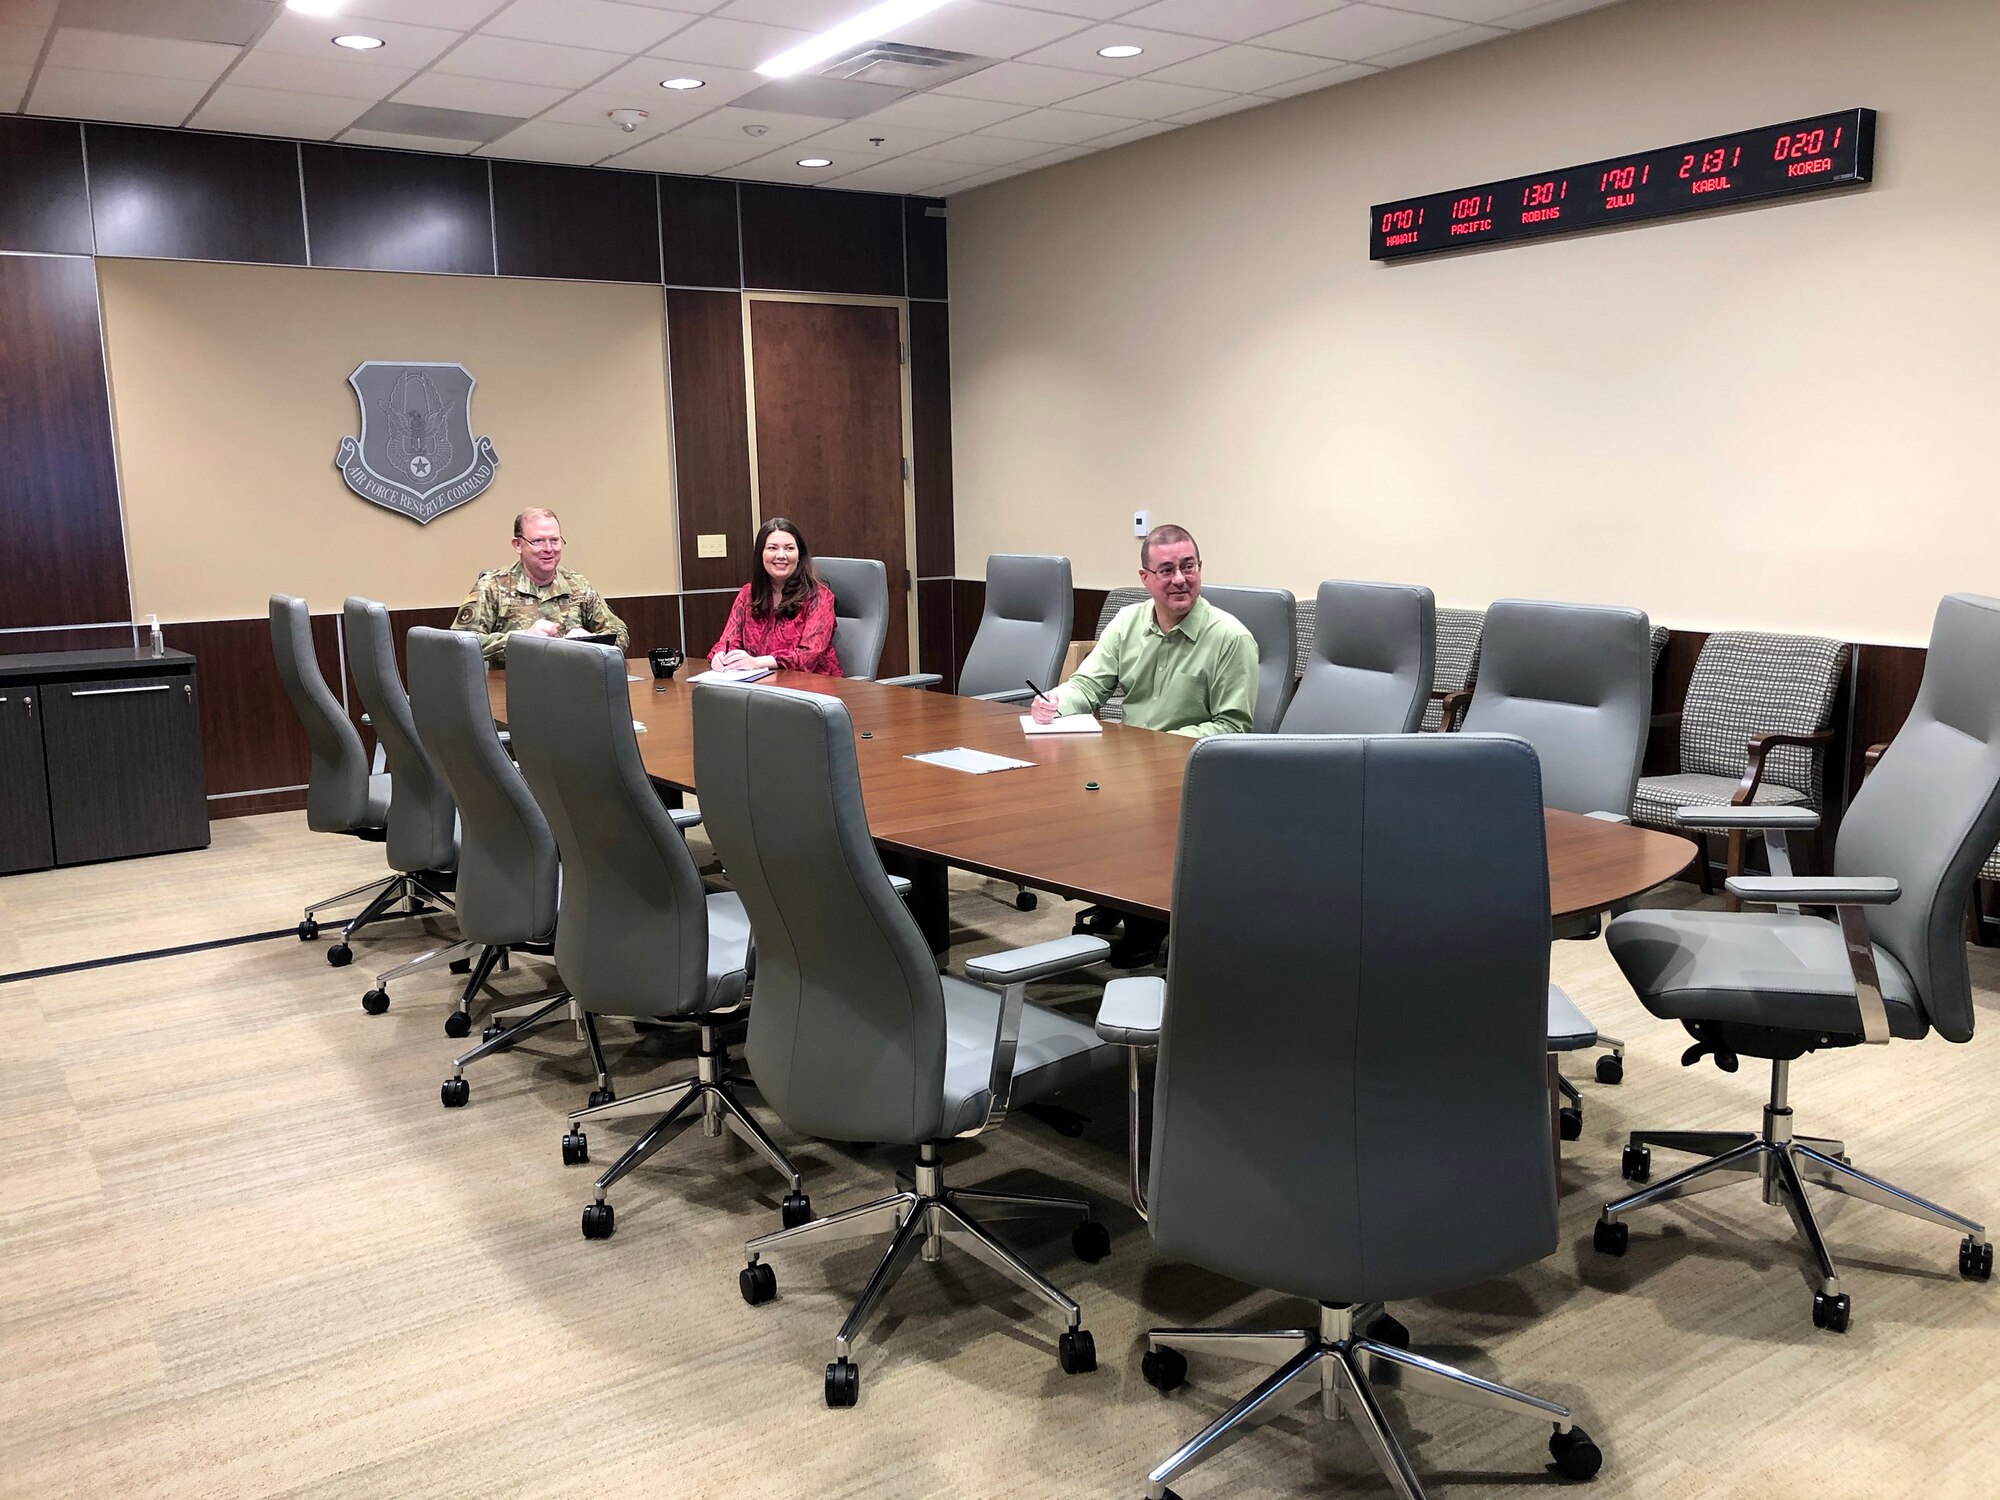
[453,561,629,663]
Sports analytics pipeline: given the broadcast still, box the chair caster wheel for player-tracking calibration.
[1621,1144,1650,1183]
[1592,1219,1629,1257]
[1559,1106,1582,1142]
[298,918,319,941]
[1812,1290,1850,1331]
[780,1191,812,1229]
[443,1011,471,1040]
[326,943,352,968]
[1057,1328,1096,1374]
[1595,1053,1623,1085]
[448,956,471,974]
[1071,1220,1111,1263]
[440,1077,469,1108]
[825,1356,859,1408]
[1960,1236,1993,1280]
[581,1202,615,1240]
[361,988,389,1016]
[1549,1425,1603,1481]
[1015,889,1038,911]
[1366,1312,1409,1349]
[561,1131,588,1166]
[482,1024,504,1044]
[740,1261,776,1305]
[1141,1346,1186,1392]
[587,1087,615,1109]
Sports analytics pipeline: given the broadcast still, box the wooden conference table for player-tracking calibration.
[488,657,1695,947]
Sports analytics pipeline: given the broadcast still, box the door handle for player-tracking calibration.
[71,684,172,697]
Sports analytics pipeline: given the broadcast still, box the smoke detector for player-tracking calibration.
[608,108,649,133]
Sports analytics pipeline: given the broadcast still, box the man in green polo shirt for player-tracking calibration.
[1031,522,1256,963]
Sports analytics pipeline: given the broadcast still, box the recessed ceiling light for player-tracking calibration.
[660,77,705,90]
[332,33,384,49]
[285,0,345,15]
[757,0,954,77]
[797,157,832,168]
[1098,44,1143,58]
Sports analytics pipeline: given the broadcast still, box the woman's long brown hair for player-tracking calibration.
[749,516,823,621]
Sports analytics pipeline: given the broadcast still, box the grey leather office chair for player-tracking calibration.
[815,556,890,680]
[1595,592,2000,1330]
[1279,580,1436,735]
[1200,583,1296,733]
[1460,598,1655,1136]
[405,627,575,1106]
[269,593,423,966]
[888,553,1071,702]
[1097,733,1600,1499]
[694,680,1119,1408]
[504,634,799,1240]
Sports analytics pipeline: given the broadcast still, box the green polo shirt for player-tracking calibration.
[1054,595,1257,738]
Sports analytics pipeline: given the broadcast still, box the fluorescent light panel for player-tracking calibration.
[285,0,345,15]
[755,0,955,78]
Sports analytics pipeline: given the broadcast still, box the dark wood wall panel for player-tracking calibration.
[162,614,341,798]
[665,288,754,593]
[0,254,130,629]
[1074,587,1110,641]
[608,593,682,654]
[1642,629,1707,776]
[302,145,493,275]
[0,117,91,255]
[905,197,947,301]
[1849,643,1927,795]
[492,160,659,283]
[910,300,955,578]
[0,625,131,656]
[681,591,736,659]
[952,579,984,685]
[916,578,955,690]
[660,174,740,288]
[86,125,305,264]
[740,184,903,296]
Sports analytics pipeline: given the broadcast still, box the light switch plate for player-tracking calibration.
[697,533,727,558]
[1132,510,1149,538]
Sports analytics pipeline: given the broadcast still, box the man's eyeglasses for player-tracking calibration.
[517,537,564,551]
[1143,559,1202,581]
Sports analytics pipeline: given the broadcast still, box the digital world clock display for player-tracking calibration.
[1368,108,1875,261]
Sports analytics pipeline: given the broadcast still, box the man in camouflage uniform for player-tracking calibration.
[453,506,629,664]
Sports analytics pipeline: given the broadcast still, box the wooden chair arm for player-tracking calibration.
[1650,710,1681,731]
[1731,729,1833,806]
[1862,741,1889,776]
[1434,688,1473,732]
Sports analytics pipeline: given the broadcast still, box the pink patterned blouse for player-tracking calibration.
[709,581,843,676]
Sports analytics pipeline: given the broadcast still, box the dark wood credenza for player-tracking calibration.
[0,647,208,874]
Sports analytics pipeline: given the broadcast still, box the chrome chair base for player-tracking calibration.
[304,871,454,955]
[1143,1303,1586,1500]
[1600,1060,1988,1318]
[743,1141,1100,1402]
[438,989,574,1108]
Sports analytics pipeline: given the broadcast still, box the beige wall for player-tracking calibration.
[949,0,1999,645]
[99,259,677,621]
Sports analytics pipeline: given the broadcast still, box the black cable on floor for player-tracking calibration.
[0,928,297,986]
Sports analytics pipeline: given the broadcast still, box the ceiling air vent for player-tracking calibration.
[816,42,989,91]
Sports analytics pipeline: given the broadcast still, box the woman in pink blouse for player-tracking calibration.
[708,517,843,676]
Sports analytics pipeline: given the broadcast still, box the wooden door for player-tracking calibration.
[42,671,209,864]
[0,687,54,873]
[748,300,911,677]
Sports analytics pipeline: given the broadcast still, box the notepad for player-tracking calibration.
[688,667,773,684]
[907,747,1035,775]
[1020,713,1101,736]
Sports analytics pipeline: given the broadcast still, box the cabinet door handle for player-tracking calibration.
[71,684,173,697]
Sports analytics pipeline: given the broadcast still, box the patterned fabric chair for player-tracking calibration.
[1090,587,1150,723]
[1631,631,1849,896]
[1421,606,1485,731]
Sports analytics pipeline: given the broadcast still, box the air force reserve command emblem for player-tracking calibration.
[334,361,499,524]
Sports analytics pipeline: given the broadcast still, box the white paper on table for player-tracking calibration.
[688,667,772,684]
[906,746,1036,775]
[1020,713,1101,735]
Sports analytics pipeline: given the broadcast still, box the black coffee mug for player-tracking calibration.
[649,647,684,680]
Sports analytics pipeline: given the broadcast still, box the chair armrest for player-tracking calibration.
[1547,984,1598,1051]
[1434,688,1472,732]
[1676,804,1821,833]
[1095,976,1165,1047]
[963,934,1110,986]
[1585,810,1631,824]
[669,809,702,831]
[1732,728,1832,805]
[1725,875,1900,907]
[878,672,943,690]
[888,874,912,897]
[971,686,1034,705]
[1650,710,1681,731]
[1863,741,1889,775]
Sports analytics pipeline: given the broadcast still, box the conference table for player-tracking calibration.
[488,657,1696,948]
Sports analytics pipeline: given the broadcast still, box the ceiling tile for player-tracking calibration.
[858,91,1026,132]
[0,0,57,27]
[1114,0,1347,42]
[45,27,237,79]
[935,163,1021,194]
[1016,23,1221,75]
[1373,0,1538,21]
[480,0,695,53]
[983,0,1143,19]
[824,156,970,194]
[718,146,847,185]
[1256,3,1463,59]
[28,65,207,124]
[976,105,1127,145]
[256,11,463,68]
[1084,118,1177,147]
[0,61,30,109]
[1257,58,1376,95]
[393,70,569,116]
[789,117,958,155]
[227,47,415,101]
[593,54,763,105]
[476,118,633,163]
[1143,42,1331,91]
[339,127,480,153]
[1366,22,1499,65]
[53,0,267,45]
[890,2,1095,57]
[1490,0,1625,25]
[639,14,805,69]
[345,0,512,28]
[190,81,371,138]
[931,59,1119,106]
[0,20,47,64]
[672,103,834,146]
[1056,76,1232,120]
[1168,92,1271,124]
[597,128,762,171]
[907,131,1055,166]
[713,0,862,28]
[539,87,713,129]
[434,34,627,88]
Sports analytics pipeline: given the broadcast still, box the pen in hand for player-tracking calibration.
[1028,679,1059,724]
